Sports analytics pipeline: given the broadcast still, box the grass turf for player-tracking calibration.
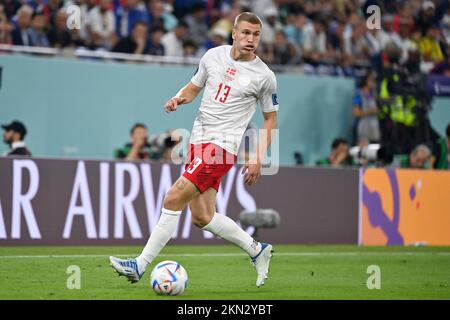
[0,245,449,300]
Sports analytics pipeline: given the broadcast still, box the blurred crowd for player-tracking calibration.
[0,0,449,75]
[2,0,450,169]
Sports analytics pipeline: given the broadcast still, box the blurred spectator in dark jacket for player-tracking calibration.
[2,120,32,156]
[1,0,21,19]
[47,9,85,48]
[29,12,49,47]
[11,5,33,46]
[112,20,149,54]
[147,25,165,55]
[414,0,439,36]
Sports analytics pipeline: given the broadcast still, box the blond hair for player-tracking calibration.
[233,12,263,29]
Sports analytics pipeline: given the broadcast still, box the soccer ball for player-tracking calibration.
[150,260,188,296]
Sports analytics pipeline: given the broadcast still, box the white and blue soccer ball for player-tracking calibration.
[150,260,188,296]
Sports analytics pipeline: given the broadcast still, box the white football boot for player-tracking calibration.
[251,243,274,287]
[109,256,143,283]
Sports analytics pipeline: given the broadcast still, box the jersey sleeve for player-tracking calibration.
[190,53,208,88]
[258,72,279,113]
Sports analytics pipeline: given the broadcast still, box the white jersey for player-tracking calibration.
[189,45,279,155]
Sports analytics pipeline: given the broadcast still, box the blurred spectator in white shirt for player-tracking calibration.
[87,0,116,50]
[161,20,188,56]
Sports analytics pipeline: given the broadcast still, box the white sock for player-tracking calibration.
[202,212,261,258]
[136,208,181,274]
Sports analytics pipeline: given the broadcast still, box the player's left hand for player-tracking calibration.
[164,97,186,113]
[242,161,261,186]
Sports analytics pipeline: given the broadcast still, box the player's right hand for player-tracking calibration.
[164,97,185,113]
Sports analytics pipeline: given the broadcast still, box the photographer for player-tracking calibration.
[316,138,353,167]
[115,123,160,160]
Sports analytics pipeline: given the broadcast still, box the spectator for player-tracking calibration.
[414,0,439,36]
[114,123,159,160]
[316,138,352,167]
[392,2,414,34]
[209,4,240,38]
[147,25,165,56]
[430,122,450,169]
[0,5,13,45]
[182,38,197,58]
[147,0,165,31]
[11,5,33,46]
[302,15,327,66]
[393,144,431,169]
[2,120,32,156]
[87,0,117,50]
[46,0,64,29]
[148,0,178,32]
[419,24,445,63]
[343,21,371,65]
[260,6,282,45]
[283,12,306,52]
[161,20,188,56]
[261,30,299,65]
[63,0,90,42]
[112,20,149,54]
[115,0,149,38]
[184,2,208,47]
[28,12,49,47]
[396,20,418,64]
[352,73,380,143]
[1,0,21,20]
[47,9,85,48]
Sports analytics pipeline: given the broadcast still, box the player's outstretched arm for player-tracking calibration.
[164,82,202,113]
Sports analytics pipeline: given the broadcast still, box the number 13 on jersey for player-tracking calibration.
[214,83,231,103]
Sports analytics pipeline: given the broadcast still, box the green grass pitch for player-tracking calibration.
[0,245,449,300]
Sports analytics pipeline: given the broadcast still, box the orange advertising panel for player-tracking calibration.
[360,169,450,246]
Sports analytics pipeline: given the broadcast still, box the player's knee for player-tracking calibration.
[163,190,182,211]
[191,210,213,228]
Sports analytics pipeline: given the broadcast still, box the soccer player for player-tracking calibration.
[110,12,279,288]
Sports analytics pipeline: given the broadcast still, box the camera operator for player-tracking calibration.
[316,138,353,167]
[115,123,160,160]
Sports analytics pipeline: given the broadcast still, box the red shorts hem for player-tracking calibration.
[183,143,236,193]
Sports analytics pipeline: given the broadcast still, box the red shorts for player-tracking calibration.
[183,143,236,193]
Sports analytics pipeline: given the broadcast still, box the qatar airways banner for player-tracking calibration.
[0,158,359,245]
